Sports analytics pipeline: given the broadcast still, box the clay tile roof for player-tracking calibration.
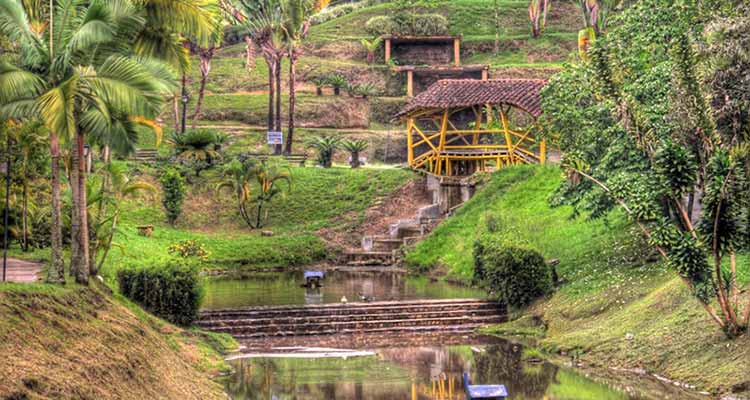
[398,79,547,118]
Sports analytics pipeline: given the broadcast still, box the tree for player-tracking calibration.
[161,168,186,226]
[238,0,286,154]
[0,0,174,284]
[217,159,291,229]
[191,5,224,127]
[528,0,551,38]
[281,0,326,155]
[541,0,750,337]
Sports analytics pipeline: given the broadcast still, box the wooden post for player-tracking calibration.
[481,68,488,80]
[500,108,514,165]
[407,70,414,97]
[384,38,391,64]
[406,118,414,166]
[436,110,449,175]
[540,139,546,165]
[453,38,461,67]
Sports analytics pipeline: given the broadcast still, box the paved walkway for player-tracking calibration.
[2,258,42,283]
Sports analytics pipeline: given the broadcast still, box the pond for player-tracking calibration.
[207,271,703,400]
[202,269,487,309]
[222,333,692,400]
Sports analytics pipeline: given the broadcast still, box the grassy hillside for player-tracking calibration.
[406,166,750,395]
[0,284,235,399]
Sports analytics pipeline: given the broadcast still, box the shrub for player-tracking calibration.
[307,135,342,168]
[412,14,449,36]
[365,15,398,36]
[168,239,210,261]
[365,13,449,36]
[160,168,185,225]
[473,234,552,307]
[117,258,204,326]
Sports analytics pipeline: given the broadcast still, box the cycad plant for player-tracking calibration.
[326,74,348,96]
[342,139,369,168]
[0,0,175,284]
[217,159,291,228]
[169,129,222,175]
[307,135,341,168]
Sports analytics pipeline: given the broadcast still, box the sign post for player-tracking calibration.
[267,131,283,146]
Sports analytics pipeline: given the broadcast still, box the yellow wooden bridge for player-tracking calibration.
[399,79,547,177]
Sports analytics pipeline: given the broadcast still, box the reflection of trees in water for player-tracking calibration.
[473,342,557,399]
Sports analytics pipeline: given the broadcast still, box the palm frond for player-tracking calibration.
[0,61,45,103]
[37,75,79,141]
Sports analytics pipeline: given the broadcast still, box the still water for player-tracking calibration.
[222,334,687,400]
[207,271,701,400]
[202,269,487,309]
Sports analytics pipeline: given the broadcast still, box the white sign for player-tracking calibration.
[267,131,283,145]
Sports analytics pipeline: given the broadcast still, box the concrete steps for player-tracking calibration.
[198,299,505,339]
[131,149,159,162]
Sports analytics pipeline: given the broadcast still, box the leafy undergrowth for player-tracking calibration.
[410,165,750,395]
[0,284,237,400]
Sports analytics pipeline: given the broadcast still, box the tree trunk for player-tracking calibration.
[173,95,180,133]
[351,151,360,168]
[245,36,255,71]
[74,132,90,284]
[274,58,283,155]
[70,134,81,280]
[285,47,297,155]
[267,61,275,134]
[180,73,188,134]
[192,47,214,128]
[47,134,65,283]
[21,179,28,251]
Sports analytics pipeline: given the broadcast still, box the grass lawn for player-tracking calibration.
[408,165,750,394]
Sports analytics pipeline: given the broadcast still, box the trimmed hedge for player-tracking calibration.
[118,259,204,326]
[473,234,552,307]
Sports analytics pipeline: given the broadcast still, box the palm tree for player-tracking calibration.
[281,0,326,155]
[217,159,291,228]
[190,6,224,127]
[529,0,551,38]
[238,0,286,154]
[8,121,47,251]
[0,0,174,284]
[169,129,222,176]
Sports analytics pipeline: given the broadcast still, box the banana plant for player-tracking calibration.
[528,0,551,37]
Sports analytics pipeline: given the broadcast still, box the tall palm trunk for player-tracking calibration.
[70,131,89,284]
[285,46,298,155]
[192,46,215,128]
[47,134,65,283]
[180,74,188,134]
[274,57,282,155]
[21,180,28,251]
[267,61,275,135]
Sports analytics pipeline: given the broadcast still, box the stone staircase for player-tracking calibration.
[130,148,159,163]
[197,299,505,340]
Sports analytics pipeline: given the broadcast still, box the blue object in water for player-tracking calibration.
[304,271,324,279]
[463,372,508,400]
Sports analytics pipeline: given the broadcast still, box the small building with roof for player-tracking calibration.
[398,78,547,177]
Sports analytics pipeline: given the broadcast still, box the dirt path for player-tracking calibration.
[2,258,42,283]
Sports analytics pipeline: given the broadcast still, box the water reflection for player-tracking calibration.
[223,336,647,400]
[203,270,487,309]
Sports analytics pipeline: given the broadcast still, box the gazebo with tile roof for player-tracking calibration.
[398,79,547,177]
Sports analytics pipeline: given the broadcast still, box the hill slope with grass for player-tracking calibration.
[405,166,750,396]
[0,284,235,400]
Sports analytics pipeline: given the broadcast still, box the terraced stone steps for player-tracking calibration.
[198,299,505,339]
